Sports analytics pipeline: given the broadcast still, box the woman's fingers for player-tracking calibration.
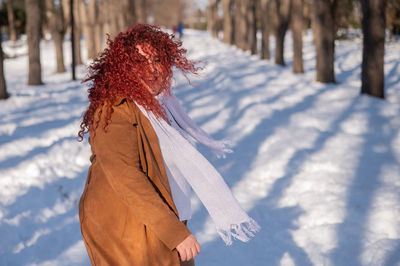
[187,247,194,261]
[176,234,201,261]
[191,246,198,259]
[195,241,201,253]
[179,248,187,261]
[179,247,193,261]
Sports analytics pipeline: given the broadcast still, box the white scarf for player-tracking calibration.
[136,92,260,245]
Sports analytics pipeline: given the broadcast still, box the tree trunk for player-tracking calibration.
[333,0,354,37]
[108,0,120,39]
[272,0,291,65]
[222,0,234,44]
[241,1,249,50]
[292,0,304,73]
[386,0,400,41]
[95,22,103,55]
[53,32,66,72]
[206,4,212,32]
[99,0,109,50]
[0,37,8,99]
[312,0,336,83]
[26,0,43,85]
[102,0,112,45]
[208,1,217,39]
[211,1,220,38]
[62,0,83,65]
[361,0,387,98]
[234,0,241,47]
[125,0,137,27]
[117,1,127,31]
[235,0,249,50]
[248,0,257,55]
[72,0,83,65]
[260,0,271,60]
[94,0,105,53]
[137,0,147,23]
[6,0,17,42]
[45,0,66,73]
[80,0,96,59]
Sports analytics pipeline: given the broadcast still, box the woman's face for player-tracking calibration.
[136,44,166,96]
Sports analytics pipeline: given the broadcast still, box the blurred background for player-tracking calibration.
[1,1,400,266]
[0,0,399,98]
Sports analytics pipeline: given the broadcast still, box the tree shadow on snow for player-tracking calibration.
[177,45,399,264]
[179,65,338,265]
[0,83,91,265]
[329,96,400,266]
[0,168,90,266]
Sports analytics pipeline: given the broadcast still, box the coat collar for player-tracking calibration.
[129,101,180,218]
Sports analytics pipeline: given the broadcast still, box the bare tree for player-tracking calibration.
[222,0,234,44]
[387,0,400,40]
[96,0,106,52]
[92,0,104,53]
[98,0,137,48]
[185,7,206,29]
[26,0,43,85]
[0,37,8,100]
[6,0,18,42]
[116,1,130,30]
[106,0,121,39]
[73,0,83,65]
[125,0,137,27]
[361,0,387,98]
[305,0,317,44]
[292,0,304,73]
[312,0,336,83]
[207,0,220,38]
[234,0,249,50]
[137,0,147,23]
[79,0,97,59]
[207,3,213,31]
[152,0,173,27]
[62,0,83,65]
[45,0,67,72]
[248,0,257,55]
[271,0,291,65]
[137,0,199,28]
[260,0,271,60]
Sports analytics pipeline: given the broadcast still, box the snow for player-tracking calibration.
[1,29,400,266]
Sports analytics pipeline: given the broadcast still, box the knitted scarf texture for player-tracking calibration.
[136,92,260,245]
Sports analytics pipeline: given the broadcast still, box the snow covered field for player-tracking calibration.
[1,30,399,266]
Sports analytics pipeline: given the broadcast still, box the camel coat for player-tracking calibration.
[79,98,194,266]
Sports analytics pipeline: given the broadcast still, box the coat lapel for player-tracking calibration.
[130,102,179,218]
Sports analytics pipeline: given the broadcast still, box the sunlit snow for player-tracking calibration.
[1,29,399,266]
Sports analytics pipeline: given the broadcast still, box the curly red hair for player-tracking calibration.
[78,24,199,141]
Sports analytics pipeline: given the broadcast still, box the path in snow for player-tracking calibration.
[1,30,400,266]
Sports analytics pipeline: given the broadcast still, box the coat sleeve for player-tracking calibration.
[91,102,191,250]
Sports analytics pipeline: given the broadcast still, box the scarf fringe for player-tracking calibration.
[216,218,261,246]
[139,93,260,245]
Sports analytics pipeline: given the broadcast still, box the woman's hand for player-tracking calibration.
[176,234,201,261]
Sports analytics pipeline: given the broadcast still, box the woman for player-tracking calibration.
[78,24,259,266]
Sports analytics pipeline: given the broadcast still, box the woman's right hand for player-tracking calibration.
[176,234,201,261]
